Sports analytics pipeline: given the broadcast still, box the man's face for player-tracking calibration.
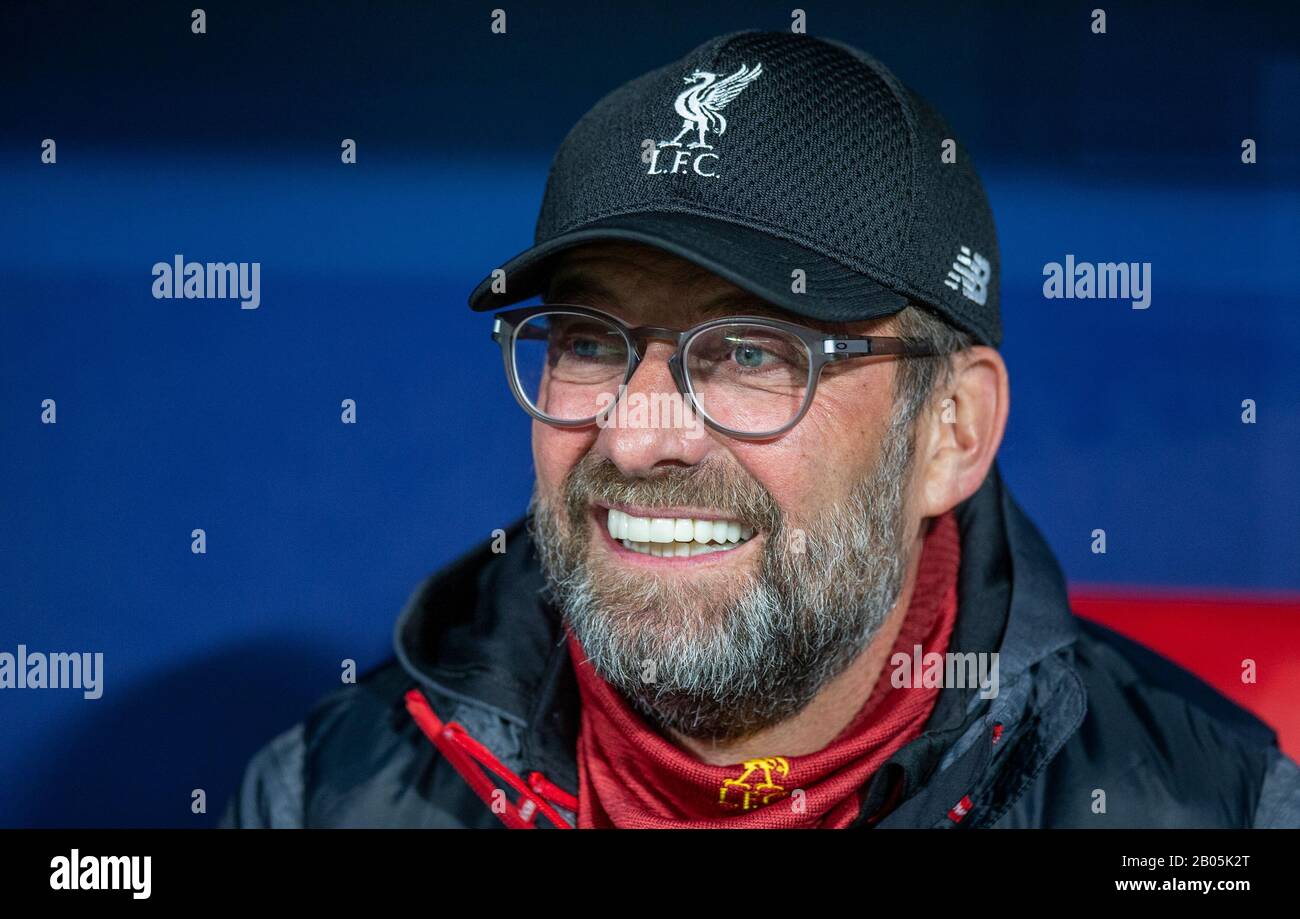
[528,242,927,742]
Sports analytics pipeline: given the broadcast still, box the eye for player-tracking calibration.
[549,322,625,366]
[732,342,772,369]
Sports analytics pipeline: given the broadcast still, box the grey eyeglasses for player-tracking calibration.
[491,304,940,440]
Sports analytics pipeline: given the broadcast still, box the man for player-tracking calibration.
[222,30,1300,828]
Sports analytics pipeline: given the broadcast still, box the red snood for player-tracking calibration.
[567,510,962,829]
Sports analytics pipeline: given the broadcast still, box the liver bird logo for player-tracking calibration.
[718,755,790,811]
[657,63,764,150]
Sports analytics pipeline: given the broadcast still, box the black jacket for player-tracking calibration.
[221,464,1300,828]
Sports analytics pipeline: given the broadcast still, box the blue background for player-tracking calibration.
[1,1,1297,826]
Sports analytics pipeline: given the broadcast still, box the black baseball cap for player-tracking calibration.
[468,30,1001,347]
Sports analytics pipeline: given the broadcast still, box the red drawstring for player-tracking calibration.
[527,769,579,812]
[404,688,575,829]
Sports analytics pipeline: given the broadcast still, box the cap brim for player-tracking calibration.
[467,212,909,323]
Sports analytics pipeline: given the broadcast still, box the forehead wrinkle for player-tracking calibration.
[548,271,870,333]
[544,249,895,336]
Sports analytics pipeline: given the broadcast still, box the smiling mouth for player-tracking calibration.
[602,507,756,558]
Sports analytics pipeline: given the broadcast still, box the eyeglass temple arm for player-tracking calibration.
[822,336,940,358]
[499,314,938,356]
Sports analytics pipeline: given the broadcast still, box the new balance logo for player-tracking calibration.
[944,246,990,306]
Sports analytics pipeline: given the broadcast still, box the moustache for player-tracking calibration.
[558,453,783,536]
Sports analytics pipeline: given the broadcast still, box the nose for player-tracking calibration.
[592,341,717,477]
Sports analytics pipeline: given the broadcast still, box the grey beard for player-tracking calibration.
[530,411,918,743]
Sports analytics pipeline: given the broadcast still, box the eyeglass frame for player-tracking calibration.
[490,302,941,441]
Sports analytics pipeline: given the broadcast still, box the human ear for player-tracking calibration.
[912,346,1009,517]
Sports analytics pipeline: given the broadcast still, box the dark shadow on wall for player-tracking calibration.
[16,637,378,828]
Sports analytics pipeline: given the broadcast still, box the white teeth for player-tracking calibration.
[604,507,755,557]
[626,515,650,543]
